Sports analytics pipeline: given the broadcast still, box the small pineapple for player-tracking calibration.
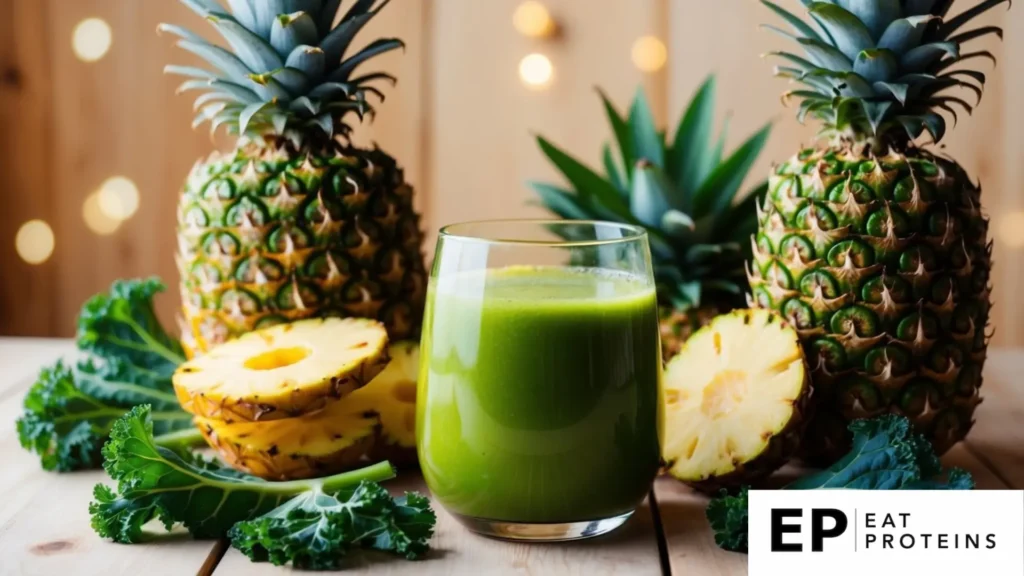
[662,309,810,493]
[532,78,771,360]
[161,0,427,356]
[173,318,389,422]
[752,0,1003,463]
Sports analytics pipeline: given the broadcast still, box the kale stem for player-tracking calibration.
[320,461,396,493]
[153,427,207,452]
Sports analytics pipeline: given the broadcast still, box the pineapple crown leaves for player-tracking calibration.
[762,0,1010,145]
[160,0,403,143]
[530,77,772,313]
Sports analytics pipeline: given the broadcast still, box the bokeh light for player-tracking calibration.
[513,1,555,38]
[73,18,113,63]
[98,176,140,221]
[83,193,122,235]
[519,53,554,89]
[15,220,55,265]
[632,36,667,73]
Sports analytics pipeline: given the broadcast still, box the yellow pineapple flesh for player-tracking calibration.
[173,318,389,422]
[351,341,419,466]
[662,309,809,493]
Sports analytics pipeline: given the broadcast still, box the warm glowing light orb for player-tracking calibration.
[519,53,554,89]
[999,211,1024,248]
[73,18,113,63]
[632,36,667,73]
[83,193,122,235]
[513,1,555,37]
[98,176,140,221]
[15,220,55,265]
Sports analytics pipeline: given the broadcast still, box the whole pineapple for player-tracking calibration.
[532,79,771,359]
[751,0,1005,463]
[162,0,426,356]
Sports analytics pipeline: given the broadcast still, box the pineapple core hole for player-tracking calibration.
[244,346,311,371]
[700,369,748,419]
[392,381,417,404]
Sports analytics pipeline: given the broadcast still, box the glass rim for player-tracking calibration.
[438,219,648,248]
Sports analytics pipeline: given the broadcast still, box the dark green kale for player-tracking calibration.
[76,277,186,379]
[16,278,200,471]
[90,405,399,542]
[706,415,975,553]
[230,483,436,570]
[16,359,200,471]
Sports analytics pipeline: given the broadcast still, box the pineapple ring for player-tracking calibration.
[662,308,810,493]
[173,318,390,422]
[356,342,419,465]
[195,394,379,481]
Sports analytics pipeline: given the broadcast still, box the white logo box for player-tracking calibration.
[749,490,1024,575]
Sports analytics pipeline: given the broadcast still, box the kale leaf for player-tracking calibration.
[706,415,974,553]
[16,359,199,471]
[706,487,749,554]
[77,277,186,381]
[90,405,401,542]
[229,483,436,570]
[16,278,200,472]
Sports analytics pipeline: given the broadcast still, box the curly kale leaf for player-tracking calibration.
[706,415,974,553]
[90,406,399,543]
[229,483,436,570]
[706,487,749,553]
[77,277,186,381]
[16,360,196,472]
[787,415,921,490]
[17,278,204,471]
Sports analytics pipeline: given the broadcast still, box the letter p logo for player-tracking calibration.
[770,508,848,552]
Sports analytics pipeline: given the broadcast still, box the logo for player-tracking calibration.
[770,508,848,552]
[748,491,1023,576]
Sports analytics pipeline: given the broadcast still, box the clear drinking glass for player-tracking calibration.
[416,220,662,541]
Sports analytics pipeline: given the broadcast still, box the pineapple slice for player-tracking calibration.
[173,318,389,422]
[662,309,810,493]
[353,342,419,466]
[195,396,379,480]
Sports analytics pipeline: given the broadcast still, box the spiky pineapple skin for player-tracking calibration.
[176,140,427,355]
[659,304,727,361]
[748,146,990,464]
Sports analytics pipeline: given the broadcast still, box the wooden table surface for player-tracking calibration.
[0,338,1020,576]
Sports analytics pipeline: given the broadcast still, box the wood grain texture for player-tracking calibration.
[0,0,424,338]
[424,0,666,248]
[0,341,220,576]
[961,348,1024,488]
[0,338,74,399]
[3,0,1024,344]
[2,342,1024,574]
[215,475,664,575]
[654,476,747,576]
[0,0,57,336]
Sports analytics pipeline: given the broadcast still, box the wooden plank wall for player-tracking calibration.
[1,0,1021,345]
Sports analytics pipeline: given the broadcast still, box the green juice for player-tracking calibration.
[417,266,662,523]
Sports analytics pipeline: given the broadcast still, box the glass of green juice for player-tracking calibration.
[417,219,662,542]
